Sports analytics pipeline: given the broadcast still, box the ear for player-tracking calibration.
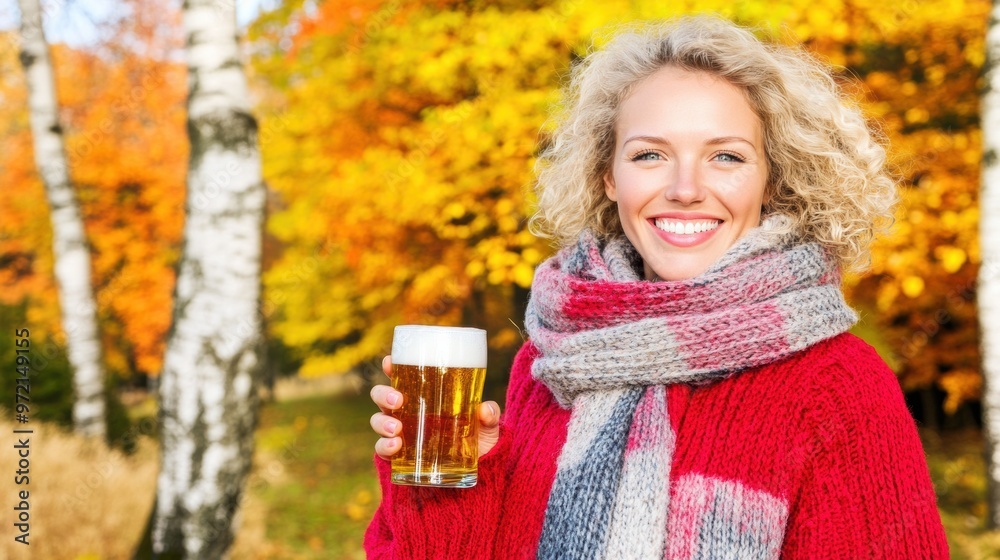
[603,169,618,202]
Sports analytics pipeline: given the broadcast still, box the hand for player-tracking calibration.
[369,355,502,461]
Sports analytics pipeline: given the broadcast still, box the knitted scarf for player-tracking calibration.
[524,215,857,559]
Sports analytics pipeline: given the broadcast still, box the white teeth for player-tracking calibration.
[653,219,721,235]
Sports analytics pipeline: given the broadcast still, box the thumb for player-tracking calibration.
[479,401,501,430]
[477,401,501,457]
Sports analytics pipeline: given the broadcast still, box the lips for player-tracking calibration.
[649,217,723,248]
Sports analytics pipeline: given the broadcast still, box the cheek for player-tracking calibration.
[706,167,751,195]
[728,195,764,223]
[714,171,767,216]
[614,186,648,219]
[614,169,657,205]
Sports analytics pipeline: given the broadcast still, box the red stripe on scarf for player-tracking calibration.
[663,302,792,371]
[558,253,800,331]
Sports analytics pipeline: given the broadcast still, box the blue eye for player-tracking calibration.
[715,151,745,163]
[631,150,660,161]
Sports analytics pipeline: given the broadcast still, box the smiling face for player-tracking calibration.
[603,66,769,281]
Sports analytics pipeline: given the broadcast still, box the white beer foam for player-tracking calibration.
[392,325,487,368]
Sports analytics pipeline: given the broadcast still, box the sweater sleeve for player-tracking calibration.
[363,341,538,560]
[780,345,949,559]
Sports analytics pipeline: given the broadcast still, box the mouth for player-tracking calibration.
[653,218,722,235]
[649,217,723,248]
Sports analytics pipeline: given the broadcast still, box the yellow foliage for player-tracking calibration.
[938,369,982,414]
[900,276,925,298]
[513,261,536,288]
[877,282,900,313]
[245,0,988,416]
[935,246,967,274]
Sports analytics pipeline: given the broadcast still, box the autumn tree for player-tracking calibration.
[16,0,106,437]
[64,0,188,384]
[146,0,267,555]
[2,0,187,390]
[248,0,986,421]
[250,1,560,380]
[833,0,986,426]
[2,0,990,433]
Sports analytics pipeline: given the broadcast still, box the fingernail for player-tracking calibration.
[387,392,400,406]
[384,420,398,434]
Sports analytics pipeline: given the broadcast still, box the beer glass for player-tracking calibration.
[390,325,487,488]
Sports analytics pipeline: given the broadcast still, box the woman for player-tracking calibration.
[366,15,948,559]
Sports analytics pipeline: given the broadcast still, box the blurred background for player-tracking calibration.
[0,0,992,558]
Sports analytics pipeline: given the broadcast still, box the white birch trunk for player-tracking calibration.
[17,0,106,438]
[981,2,1000,530]
[150,0,267,556]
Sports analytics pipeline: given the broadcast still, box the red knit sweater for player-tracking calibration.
[364,333,949,559]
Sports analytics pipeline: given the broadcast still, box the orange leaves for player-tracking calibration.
[0,1,187,378]
[0,31,53,308]
[63,50,187,378]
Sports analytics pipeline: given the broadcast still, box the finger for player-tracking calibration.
[369,384,403,414]
[370,412,401,438]
[382,355,393,378]
[375,436,402,460]
[478,401,501,428]
[477,402,501,457]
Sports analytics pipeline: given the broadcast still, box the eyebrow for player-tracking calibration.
[622,135,757,150]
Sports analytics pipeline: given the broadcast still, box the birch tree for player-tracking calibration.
[981,2,1000,529]
[149,0,267,556]
[17,0,106,438]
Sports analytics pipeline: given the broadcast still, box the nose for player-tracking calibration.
[664,158,705,205]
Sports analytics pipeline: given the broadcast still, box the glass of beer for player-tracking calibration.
[390,325,487,488]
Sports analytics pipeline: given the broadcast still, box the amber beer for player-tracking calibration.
[390,326,487,488]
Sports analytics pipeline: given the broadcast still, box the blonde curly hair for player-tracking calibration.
[529,15,896,273]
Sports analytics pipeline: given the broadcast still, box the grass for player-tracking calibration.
[923,427,1000,559]
[231,392,381,559]
[6,391,1000,558]
[0,416,158,560]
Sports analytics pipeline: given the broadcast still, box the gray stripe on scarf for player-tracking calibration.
[780,285,859,352]
[536,388,644,560]
[691,479,788,559]
[604,386,673,559]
